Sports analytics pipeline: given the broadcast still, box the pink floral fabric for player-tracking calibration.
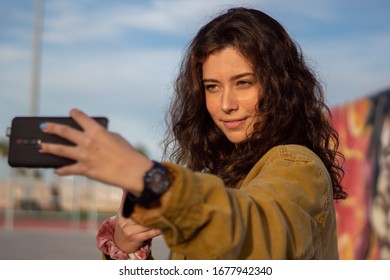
[96,216,152,260]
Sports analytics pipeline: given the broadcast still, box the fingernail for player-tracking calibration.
[39,123,47,130]
[36,143,41,150]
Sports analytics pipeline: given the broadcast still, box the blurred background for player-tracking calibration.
[0,0,389,259]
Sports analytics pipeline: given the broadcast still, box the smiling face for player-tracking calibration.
[202,47,263,144]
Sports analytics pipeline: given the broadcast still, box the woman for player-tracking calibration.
[39,7,347,259]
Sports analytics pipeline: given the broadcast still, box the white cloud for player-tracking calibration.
[42,0,261,44]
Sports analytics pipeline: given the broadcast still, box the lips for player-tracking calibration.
[221,118,247,129]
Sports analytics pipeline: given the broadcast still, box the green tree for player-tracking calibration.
[0,138,9,158]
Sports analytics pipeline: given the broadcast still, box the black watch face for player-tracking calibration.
[145,165,169,194]
[149,172,165,192]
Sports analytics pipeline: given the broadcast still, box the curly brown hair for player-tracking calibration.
[163,7,347,200]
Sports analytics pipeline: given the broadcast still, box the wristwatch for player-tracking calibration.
[123,161,170,215]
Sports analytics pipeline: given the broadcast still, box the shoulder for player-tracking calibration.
[262,144,324,164]
[259,145,328,176]
[241,144,331,188]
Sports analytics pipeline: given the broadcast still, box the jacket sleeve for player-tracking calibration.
[130,145,335,259]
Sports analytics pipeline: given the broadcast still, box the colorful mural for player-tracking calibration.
[331,89,390,259]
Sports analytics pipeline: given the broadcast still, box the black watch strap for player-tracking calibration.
[122,192,136,218]
[122,161,170,217]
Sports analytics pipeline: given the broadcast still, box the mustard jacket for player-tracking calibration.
[131,144,339,259]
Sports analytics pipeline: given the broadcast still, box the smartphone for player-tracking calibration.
[7,116,109,168]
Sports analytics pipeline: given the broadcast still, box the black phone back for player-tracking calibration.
[7,116,108,168]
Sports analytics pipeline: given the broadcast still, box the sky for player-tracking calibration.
[0,0,390,164]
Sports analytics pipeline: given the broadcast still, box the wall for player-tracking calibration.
[331,89,390,259]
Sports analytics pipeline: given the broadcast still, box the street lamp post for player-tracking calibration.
[30,0,43,116]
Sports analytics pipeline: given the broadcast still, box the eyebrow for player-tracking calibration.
[203,72,255,83]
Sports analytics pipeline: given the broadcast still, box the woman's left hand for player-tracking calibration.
[113,190,162,253]
[39,108,152,195]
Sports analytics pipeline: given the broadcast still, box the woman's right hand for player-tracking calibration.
[114,191,162,253]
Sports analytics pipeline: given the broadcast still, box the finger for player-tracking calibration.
[146,228,162,237]
[122,223,155,234]
[70,108,103,133]
[39,142,80,161]
[41,122,85,145]
[116,215,157,234]
[124,229,162,244]
[54,162,86,176]
[133,228,162,240]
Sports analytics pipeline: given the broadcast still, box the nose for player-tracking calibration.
[221,88,238,113]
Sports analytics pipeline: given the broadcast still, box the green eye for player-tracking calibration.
[237,81,252,87]
[205,84,219,92]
